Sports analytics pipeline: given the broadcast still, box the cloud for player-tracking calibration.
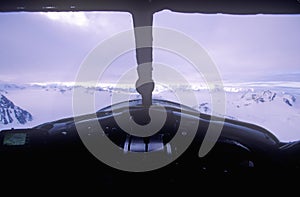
[0,12,134,83]
[40,11,133,36]
[154,11,300,79]
[1,10,299,84]
[41,12,90,27]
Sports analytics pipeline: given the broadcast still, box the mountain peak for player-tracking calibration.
[0,94,33,125]
[283,94,296,107]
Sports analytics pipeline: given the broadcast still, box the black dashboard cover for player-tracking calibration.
[1,99,300,189]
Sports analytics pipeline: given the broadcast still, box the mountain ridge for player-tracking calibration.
[0,94,33,125]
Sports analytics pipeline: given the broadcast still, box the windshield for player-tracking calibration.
[0,11,299,142]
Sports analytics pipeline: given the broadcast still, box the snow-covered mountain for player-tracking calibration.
[0,80,299,142]
[191,88,300,141]
[196,89,297,114]
[237,89,296,108]
[0,94,33,125]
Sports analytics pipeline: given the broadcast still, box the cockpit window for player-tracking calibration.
[0,10,299,143]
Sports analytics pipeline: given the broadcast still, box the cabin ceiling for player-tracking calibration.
[0,0,300,14]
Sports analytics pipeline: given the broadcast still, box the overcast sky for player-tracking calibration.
[0,10,300,83]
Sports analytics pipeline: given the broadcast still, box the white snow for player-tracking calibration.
[0,82,299,142]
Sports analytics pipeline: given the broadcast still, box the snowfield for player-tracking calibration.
[0,81,299,142]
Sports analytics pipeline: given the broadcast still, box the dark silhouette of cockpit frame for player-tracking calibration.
[1,0,300,14]
[1,0,300,191]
